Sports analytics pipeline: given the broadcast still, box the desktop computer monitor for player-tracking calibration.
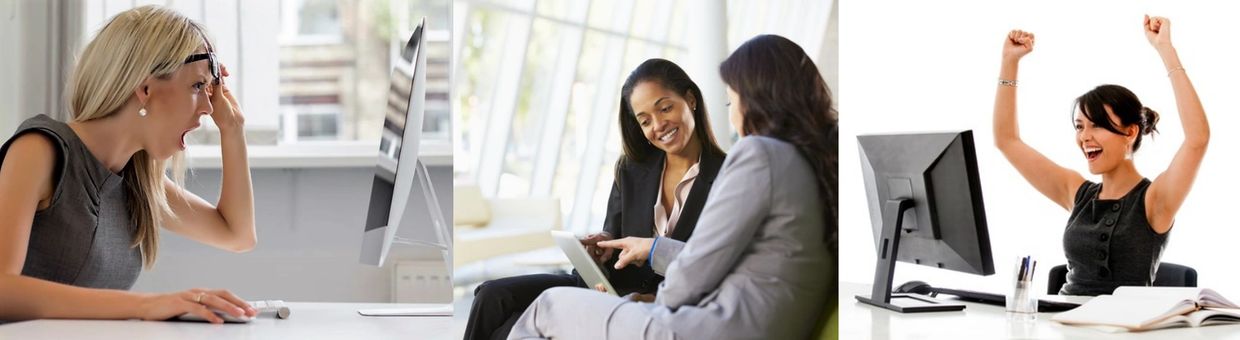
[359,18,449,269]
[854,130,995,313]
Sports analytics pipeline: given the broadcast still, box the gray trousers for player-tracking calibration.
[507,287,676,340]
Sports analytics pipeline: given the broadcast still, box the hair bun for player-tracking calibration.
[1141,107,1160,136]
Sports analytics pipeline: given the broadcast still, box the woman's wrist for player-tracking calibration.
[1000,56,1022,68]
[217,128,249,149]
[122,291,154,319]
[647,237,659,267]
[1158,48,1183,75]
[1156,45,1179,61]
[217,125,245,138]
[998,60,1020,83]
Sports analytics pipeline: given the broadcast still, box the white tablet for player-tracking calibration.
[550,230,618,296]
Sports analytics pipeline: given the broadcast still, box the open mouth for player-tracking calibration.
[658,127,679,144]
[1084,146,1102,161]
[180,125,199,150]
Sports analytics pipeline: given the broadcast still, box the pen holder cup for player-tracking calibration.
[1006,256,1038,314]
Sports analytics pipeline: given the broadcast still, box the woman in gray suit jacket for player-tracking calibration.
[507,34,838,340]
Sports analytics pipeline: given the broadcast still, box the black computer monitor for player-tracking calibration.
[854,130,995,313]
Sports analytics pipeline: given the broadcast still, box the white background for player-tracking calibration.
[839,1,1240,296]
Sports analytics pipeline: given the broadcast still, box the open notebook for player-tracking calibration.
[1051,287,1240,332]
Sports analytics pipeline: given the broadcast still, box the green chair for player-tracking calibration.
[813,302,838,340]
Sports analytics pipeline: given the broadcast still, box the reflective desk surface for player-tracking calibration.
[0,302,453,340]
[841,281,1240,339]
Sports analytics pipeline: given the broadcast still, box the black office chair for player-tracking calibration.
[1046,262,1197,295]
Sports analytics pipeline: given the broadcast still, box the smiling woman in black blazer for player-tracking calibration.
[463,58,726,340]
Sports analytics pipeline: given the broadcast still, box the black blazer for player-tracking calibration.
[599,148,726,295]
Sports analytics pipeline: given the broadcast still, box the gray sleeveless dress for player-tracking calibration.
[1061,178,1166,296]
[0,115,142,290]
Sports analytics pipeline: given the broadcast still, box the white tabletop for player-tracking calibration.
[0,302,453,340]
[841,281,1240,339]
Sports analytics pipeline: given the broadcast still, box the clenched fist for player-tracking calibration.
[1144,15,1173,51]
[1002,29,1035,63]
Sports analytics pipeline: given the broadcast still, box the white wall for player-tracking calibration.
[132,165,453,303]
[0,0,81,129]
[0,0,19,136]
[841,1,1240,296]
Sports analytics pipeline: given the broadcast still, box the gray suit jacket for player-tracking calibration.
[647,136,833,340]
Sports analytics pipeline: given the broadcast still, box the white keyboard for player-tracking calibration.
[175,300,291,323]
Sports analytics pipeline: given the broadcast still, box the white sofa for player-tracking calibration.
[453,184,561,270]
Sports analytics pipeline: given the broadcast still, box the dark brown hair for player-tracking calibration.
[1074,84,1160,151]
[618,58,724,163]
[719,34,838,247]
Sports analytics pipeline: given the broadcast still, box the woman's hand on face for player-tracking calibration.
[1144,15,1173,51]
[209,64,245,133]
[596,237,654,270]
[1002,30,1035,63]
[135,288,257,324]
[580,232,615,265]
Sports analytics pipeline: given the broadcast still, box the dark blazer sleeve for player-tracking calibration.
[597,160,637,293]
[602,170,623,238]
[597,158,661,295]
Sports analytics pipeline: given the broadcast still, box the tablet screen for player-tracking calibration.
[551,230,618,296]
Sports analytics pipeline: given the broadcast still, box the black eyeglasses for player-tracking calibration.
[183,52,220,86]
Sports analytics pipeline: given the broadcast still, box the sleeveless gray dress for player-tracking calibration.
[1061,178,1166,296]
[0,115,142,290]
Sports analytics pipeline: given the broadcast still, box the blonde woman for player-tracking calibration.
[0,6,257,323]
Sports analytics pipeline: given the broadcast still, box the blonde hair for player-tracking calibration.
[67,5,213,268]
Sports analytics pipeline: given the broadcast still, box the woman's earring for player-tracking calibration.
[139,107,147,117]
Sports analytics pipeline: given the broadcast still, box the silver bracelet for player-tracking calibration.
[998,79,1018,87]
[1167,66,1185,77]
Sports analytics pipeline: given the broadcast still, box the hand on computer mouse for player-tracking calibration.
[136,288,257,324]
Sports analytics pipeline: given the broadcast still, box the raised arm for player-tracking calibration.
[1142,15,1209,234]
[161,66,256,252]
[993,30,1085,210]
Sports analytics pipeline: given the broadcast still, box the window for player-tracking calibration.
[454,0,688,233]
[84,0,452,149]
[454,0,835,234]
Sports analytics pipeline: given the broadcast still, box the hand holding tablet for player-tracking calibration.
[550,231,618,296]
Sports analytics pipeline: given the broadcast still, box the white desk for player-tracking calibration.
[0,302,454,340]
[841,282,1240,339]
